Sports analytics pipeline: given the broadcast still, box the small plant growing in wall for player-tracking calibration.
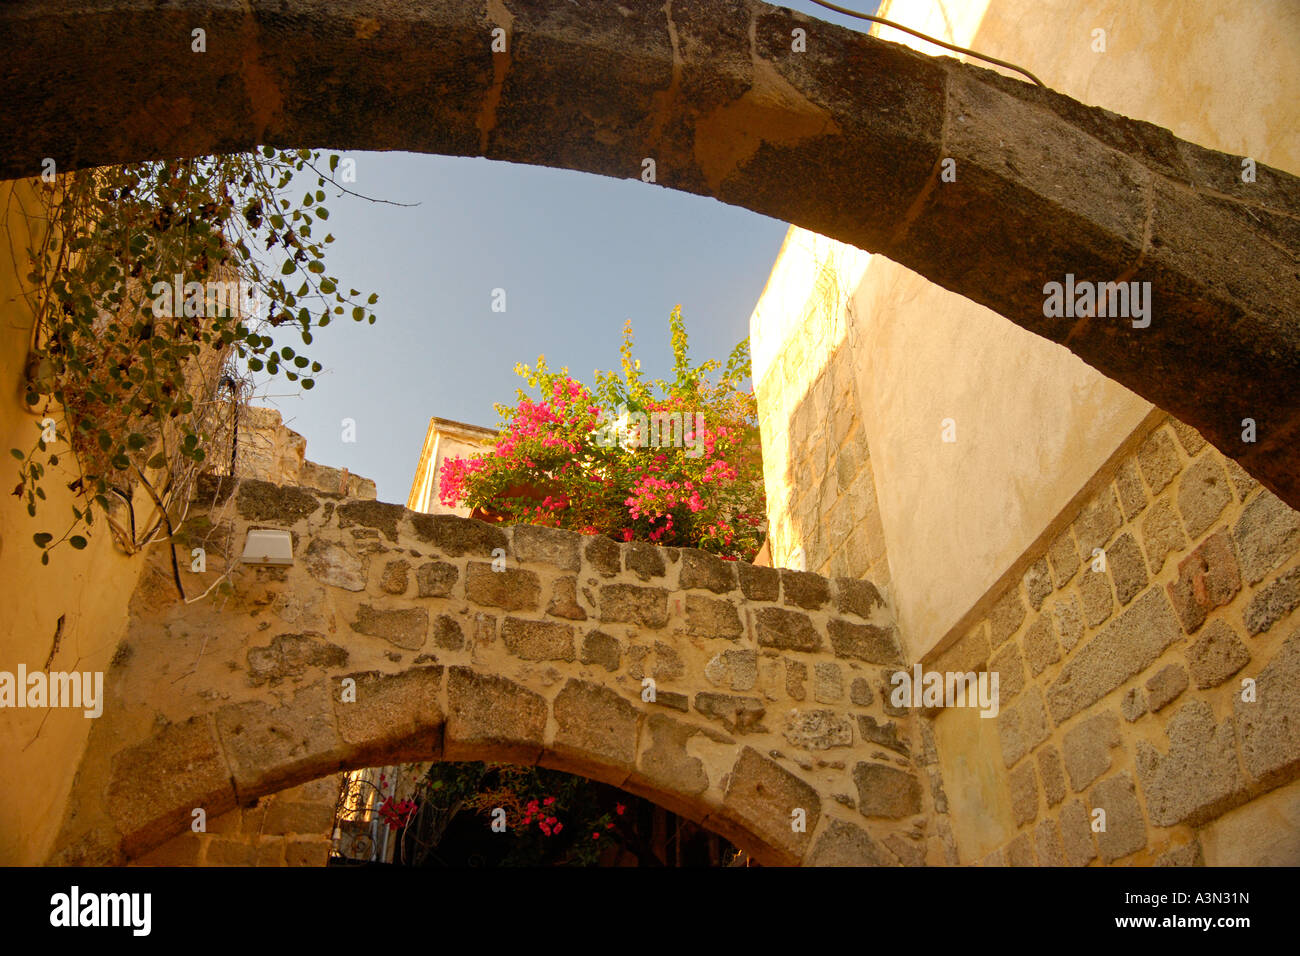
[12,149,380,567]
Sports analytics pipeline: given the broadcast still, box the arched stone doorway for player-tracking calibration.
[51,477,926,867]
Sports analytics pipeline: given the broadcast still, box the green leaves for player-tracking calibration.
[33,532,52,547]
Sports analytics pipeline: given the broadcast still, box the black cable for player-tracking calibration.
[805,0,1046,87]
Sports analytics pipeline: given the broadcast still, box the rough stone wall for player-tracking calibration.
[209,405,377,499]
[52,475,941,867]
[133,776,340,867]
[927,414,1300,865]
[754,241,890,590]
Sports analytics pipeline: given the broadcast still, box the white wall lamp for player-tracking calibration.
[241,528,294,566]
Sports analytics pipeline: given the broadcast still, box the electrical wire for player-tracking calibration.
[805,0,1046,87]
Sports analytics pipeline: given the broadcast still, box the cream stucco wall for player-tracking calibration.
[0,179,149,864]
[753,0,1300,662]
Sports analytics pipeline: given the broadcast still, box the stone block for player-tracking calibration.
[1052,594,1084,652]
[1244,566,1300,636]
[624,541,666,580]
[1121,686,1148,722]
[1079,566,1113,628]
[704,649,757,691]
[237,480,320,523]
[1166,530,1240,633]
[1009,761,1040,826]
[988,586,1026,647]
[512,524,581,571]
[1062,711,1121,791]
[756,607,822,652]
[546,575,588,621]
[1038,745,1066,807]
[337,499,404,542]
[813,661,843,702]
[738,562,779,601]
[990,641,1025,702]
[380,559,409,595]
[720,748,821,864]
[580,630,621,672]
[849,677,873,706]
[1074,486,1123,557]
[678,548,737,593]
[1145,664,1188,712]
[1114,458,1148,520]
[1186,619,1250,688]
[264,801,336,836]
[781,569,829,609]
[1235,628,1300,786]
[1107,532,1148,606]
[414,561,458,598]
[998,685,1051,768]
[1048,529,1080,588]
[105,715,238,857]
[432,615,464,651]
[1168,418,1208,456]
[598,583,669,628]
[410,513,507,557]
[215,682,344,799]
[1232,491,1300,584]
[826,618,900,663]
[835,577,886,618]
[465,562,541,611]
[806,819,895,866]
[1089,772,1147,862]
[1047,589,1181,723]
[584,535,621,577]
[684,593,743,639]
[247,632,348,687]
[1022,616,1060,677]
[857,715,909,756]
[694,692,766,734]
[853,762,922,819]
[1024,557,1052,611]
[333,667,444,764]
[1140,497,1187,575]
[1137,428,1181,494]
[782,709,853,750]
[785,660,807,700]
[1034,818,1064,866]
[547,679,639,783]
[1060,799,1097,867]
[1137,700,1245,826]
[501,617,575,662]
[1177,455,1231,540]
[630,714,708,803]
[350,605,428,650]
[444,666,547,763]
[303,539,368,591]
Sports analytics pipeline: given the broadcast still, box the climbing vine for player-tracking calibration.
[13,149,380,566]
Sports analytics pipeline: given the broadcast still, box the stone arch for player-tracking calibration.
[3,0,1298,506]
[50,477,920,867]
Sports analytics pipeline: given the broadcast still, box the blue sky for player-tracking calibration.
[255,0,878,504]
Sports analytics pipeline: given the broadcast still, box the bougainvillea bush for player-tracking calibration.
[438,306,765,561]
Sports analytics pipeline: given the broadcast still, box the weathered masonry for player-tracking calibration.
[52,477,935,867]
[1,0,1297,506]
